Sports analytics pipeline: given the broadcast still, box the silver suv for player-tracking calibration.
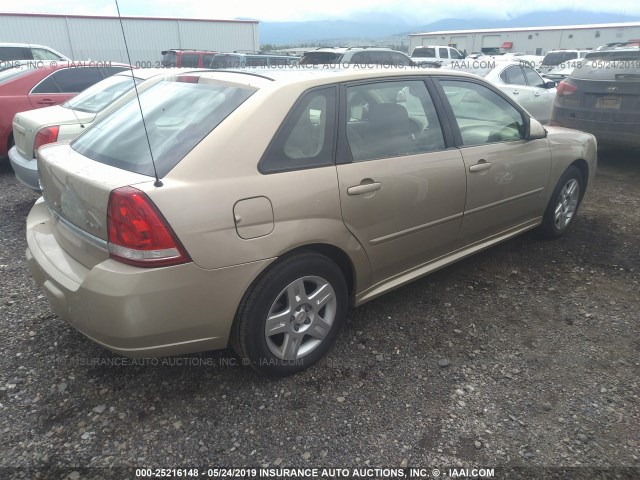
[299,46,438,67]
[0,43,69,62]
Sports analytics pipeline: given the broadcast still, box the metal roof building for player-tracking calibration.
[0,13,259,64]
[408,22,640,55]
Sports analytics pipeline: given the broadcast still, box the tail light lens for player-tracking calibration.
[556,81,577,96]
[107,186,191,268]
[33,125,60,157]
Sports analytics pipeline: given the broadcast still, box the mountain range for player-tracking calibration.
[259,10,640,46]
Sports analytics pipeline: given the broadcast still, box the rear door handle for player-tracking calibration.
[347,181,382,195]
[36,99,56,105]
[512,90,519,95]
[469,160,492,172]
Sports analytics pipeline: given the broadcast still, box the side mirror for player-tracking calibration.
[544,80,557,89]
[528,118,547,140]
[396,91,407,103]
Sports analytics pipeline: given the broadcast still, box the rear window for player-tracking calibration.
[572,50,640,80]
[542,51,577,66]
[412,47,436,58]
[299,52,342,65]
[63,74,141,113]
[161,51,176,67]
[71,76,257,177]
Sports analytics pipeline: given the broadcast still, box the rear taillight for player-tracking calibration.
[556,81,577,96]
[107,186,191,268]
[175,75,199,83]
[33,125,60,157]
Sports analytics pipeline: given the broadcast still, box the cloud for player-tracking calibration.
[4,0,640,22]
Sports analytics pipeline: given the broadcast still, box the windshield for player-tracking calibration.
[63,74,142,113]
[299,52,342,65]
[71,76,257,177]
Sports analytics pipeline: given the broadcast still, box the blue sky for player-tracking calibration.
[5,0,640,22]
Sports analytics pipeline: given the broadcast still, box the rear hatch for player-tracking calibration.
[36,73,257,269]
[558,50,640,123]
[37,144,152,268]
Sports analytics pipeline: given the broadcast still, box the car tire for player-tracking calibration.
[538,165,584,239]
[231,252,348,377]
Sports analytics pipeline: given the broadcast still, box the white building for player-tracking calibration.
[408,22,640,56]
[0,13,259,64]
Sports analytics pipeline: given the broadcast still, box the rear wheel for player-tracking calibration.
[539,165,584,239]
[231,253,348,376]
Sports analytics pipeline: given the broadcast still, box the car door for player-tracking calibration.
[498,65,537,113]
[434,78,551,245]
[336,78,467,284]
[522,66,556,123]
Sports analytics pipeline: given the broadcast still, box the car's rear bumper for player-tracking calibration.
[551,113,640,149]
[9,146,40,191]
[26,198,273,357]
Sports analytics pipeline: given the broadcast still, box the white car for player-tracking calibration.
[445,60,557,123]
[9,68,201,191]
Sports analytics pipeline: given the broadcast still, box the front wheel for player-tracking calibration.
[231,253,348,376]
[538,165,584,239]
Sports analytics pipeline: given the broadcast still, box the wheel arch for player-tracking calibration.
[274,243,357,302]
[569,158,589,199]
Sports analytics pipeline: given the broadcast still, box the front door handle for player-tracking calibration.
[347,180,382,195]
[469,160,492,172]
[36,99,56,105]
[512,90,519,95]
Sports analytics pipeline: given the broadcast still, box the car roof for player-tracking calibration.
[0,42,55,48]
[116,67,211,80]
[192,66,475,89]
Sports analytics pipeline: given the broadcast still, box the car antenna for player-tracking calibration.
[114,0,162,187]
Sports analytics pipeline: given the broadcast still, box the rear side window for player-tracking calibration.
[439,48,449,59]
[345,80,445,161]
[32,67,102,93]
[260,87,337,173]
[412,47,435,58]
[299,52,342,65]
[180,53,200,68]
[501,65,526,85]
[71,77,257,177]
[31,48,61,60]
[211,54,244,68]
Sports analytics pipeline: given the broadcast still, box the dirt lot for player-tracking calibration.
[0,152,638,479]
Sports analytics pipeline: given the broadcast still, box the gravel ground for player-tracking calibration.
[0,152,639,480]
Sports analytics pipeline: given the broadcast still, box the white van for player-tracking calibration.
[410,45,465,66]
